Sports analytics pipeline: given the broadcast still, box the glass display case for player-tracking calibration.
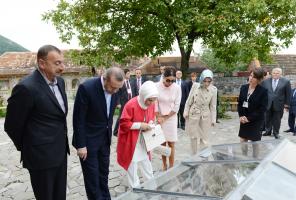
[116,139,296,200]
[135,162,258,198]
[183,140,281,166]
[226,139,296,200]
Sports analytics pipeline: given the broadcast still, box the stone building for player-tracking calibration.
[0,52,203,104]
[1,52,296,105]
[0,51,91,104]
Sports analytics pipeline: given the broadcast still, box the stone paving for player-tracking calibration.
[0,103,295,199]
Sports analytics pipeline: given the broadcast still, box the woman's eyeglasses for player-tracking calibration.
[203,80,212,83]
[165,79,176,83]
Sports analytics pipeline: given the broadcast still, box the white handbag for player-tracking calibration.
[153,145,171,157]
[142,124,166,151]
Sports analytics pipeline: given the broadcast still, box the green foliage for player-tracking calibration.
[0,35,28,55]
[200,48,249,75]
[43,0,296,73]
[218,101,231,119]
[114,107,120,116]
[0,107,6,118]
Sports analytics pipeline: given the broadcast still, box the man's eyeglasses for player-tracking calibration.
[165,79,176,83]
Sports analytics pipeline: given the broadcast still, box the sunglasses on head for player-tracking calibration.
[165,79,176,83]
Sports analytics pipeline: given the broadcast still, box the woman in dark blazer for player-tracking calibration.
[238,68,268,143]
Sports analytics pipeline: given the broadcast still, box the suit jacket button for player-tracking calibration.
[106,126,108,128]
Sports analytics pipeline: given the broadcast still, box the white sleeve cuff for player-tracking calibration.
[131,122,141,130]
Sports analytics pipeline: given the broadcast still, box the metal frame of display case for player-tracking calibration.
[116,189,222,200]
[132,189,222,200]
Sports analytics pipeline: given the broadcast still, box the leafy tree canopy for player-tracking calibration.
[43,0,296,73]
[199,48,248,76]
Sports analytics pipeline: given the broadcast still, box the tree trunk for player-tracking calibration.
[180,50,191,78]
[176,31,195,79]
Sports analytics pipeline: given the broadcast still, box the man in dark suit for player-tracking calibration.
[72,67,124,200]
[261,67,291,139]
[131,68,146,96]
[176,70,189,130]
[284,83,296,135]
[113,69,133,136]
[4,45,69,200]
[187,72,197,92]
[154,65,165,82]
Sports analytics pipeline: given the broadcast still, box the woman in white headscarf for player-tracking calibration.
[117,81,159,188]
[183,69,217,155]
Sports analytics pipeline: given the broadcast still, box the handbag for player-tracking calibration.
[142,124,166,151]
[153,145,171,157]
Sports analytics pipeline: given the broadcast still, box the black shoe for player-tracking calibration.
[262,132,271,136]
[284,129,293,133]
[181,126,185,130]
[274,134,280,139]
[216,120,220,123]
[293,132,296,136]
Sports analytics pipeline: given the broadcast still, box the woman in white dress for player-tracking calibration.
[183,69,217,155]
[156,66,181,170]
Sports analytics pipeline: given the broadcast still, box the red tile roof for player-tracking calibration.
[0,51,89,78]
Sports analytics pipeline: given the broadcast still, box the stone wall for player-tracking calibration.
[213,75,296,95]
[0,75,91,105]
[262,55,296,75]
[214,77,247,95]
[1,74,296,106]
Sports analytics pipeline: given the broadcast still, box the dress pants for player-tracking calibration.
[190,138,208,155]
[80,135,111,200]
[265,108,283,136]
[186,115,211,155]
[127,158,153,188]
[177,104,185,128]
[28,155,67,200]
[288,111,296,132]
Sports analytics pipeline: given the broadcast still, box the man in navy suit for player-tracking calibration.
[5,45,69,200]
[131,68,146,96]
[72,67,124,200]
[284,83,296,135]
[176,70,189,130]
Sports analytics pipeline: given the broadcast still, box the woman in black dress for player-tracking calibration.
[237,68,268,157]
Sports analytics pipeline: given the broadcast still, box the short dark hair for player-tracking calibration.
[37,45,61,61]
[190,72,197,77]
[124,69,130,74]
[252,67,264,81]
[163,66,176,77]
[263,68,269,76]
